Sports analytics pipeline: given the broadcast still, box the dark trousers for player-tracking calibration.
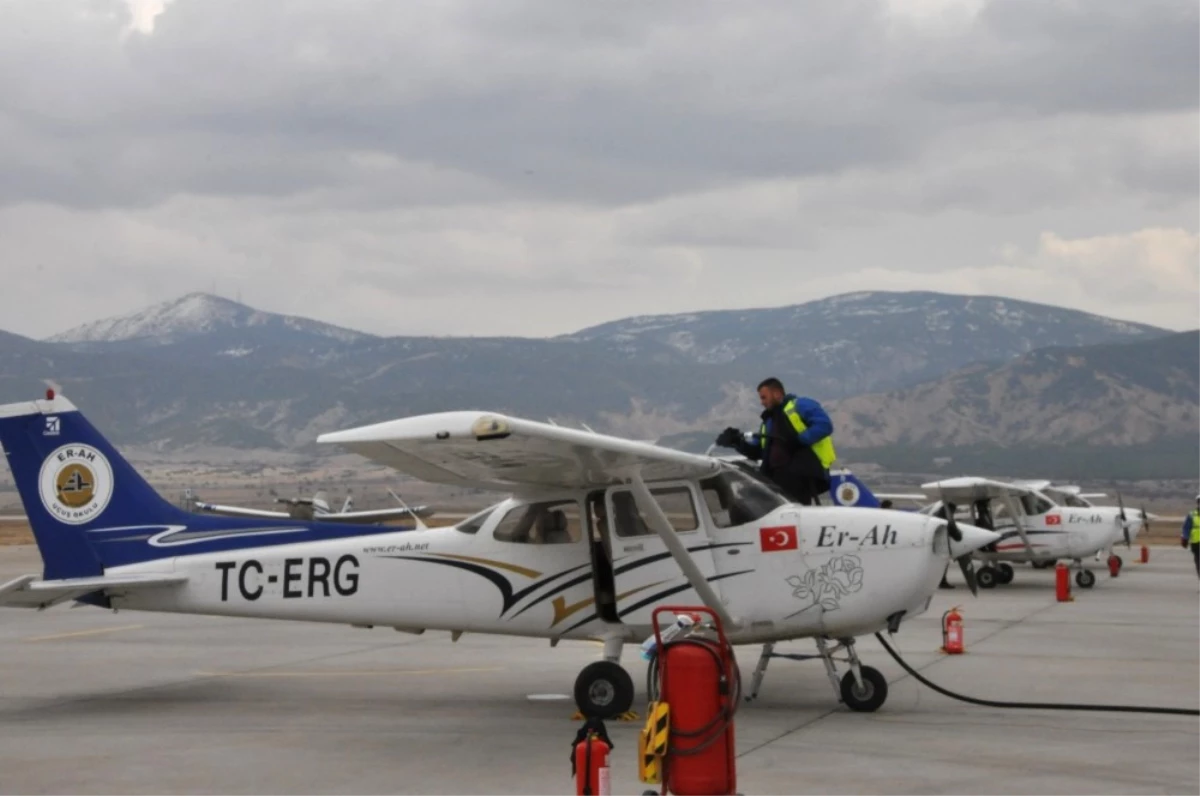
[773,476,823,506]
[1191,543,1199,578]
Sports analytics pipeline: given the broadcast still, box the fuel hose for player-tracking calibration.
[874,632,1200,717]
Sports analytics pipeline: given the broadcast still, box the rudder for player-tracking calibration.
[0,391,188,579]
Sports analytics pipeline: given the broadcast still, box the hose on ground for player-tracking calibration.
[874,632,1200,717]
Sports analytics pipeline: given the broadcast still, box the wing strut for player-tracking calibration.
[626,470,742,630]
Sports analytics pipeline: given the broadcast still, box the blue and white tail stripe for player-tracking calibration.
[0,392,402,580]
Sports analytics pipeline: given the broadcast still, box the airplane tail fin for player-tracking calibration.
[312,490,330,515]
[0,391,193,579]
[828,468,883,508]
[0,392,377,582]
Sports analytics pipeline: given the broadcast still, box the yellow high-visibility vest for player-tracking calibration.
[759,398,836,469]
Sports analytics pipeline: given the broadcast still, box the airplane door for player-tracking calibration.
[601,482,719,629]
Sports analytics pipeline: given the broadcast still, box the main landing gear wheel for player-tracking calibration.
[840,667,888,712]
[574,660,634,719]
[1075,569,1096,589]
[996,563,1015,585]
[976,566,998,589]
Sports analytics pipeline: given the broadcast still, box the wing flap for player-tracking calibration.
[317,411,721,491]
[0,572,188,609]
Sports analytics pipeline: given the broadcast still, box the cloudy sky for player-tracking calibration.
[0,0,1196,339]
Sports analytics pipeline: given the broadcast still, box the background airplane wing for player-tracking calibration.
[321,507,431,524]
[920,477,1039,502]
[317,411,723,492]
[191,501,290,520]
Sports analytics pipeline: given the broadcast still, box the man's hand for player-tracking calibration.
[715,427,742,448]
[1183,538,1189,549]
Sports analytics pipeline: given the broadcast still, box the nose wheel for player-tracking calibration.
[1075,569,1096,589]
[746,636,889,712]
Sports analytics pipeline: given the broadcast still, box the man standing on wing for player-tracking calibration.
[715,377,836,506]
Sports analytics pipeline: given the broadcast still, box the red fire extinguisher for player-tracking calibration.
[941,607,964,654]
[651,605,738,796]
[1140,544,1149,564]
[573,725,611,796]
[1055,561,1071,602]
[1107,554,1121,577]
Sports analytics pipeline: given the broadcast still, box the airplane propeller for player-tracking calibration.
[937,491,979,597]
[1116,491,1132,548]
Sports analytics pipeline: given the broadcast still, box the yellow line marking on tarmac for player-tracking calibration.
[23,624,144,642]
[194,666,504,678]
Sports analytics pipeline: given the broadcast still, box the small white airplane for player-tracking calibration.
[0,391,998,718]
[830,471,1146,589]
[913,477,1145,589]
[188,489,432,525]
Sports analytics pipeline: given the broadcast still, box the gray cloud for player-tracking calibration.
[0,0,1195,338]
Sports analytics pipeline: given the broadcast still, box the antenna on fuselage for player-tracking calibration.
[388,488,429,531]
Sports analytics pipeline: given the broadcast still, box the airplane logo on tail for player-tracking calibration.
[38,444,115,525]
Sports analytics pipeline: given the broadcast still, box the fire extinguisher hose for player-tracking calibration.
[646,637,743,756]
[874,632,1200,717]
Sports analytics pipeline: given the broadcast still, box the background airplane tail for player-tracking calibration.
[0,392,194,579]
[828,468,883,508]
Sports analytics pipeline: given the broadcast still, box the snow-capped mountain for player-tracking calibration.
[565,291,1164,396]
[46,293,371,346]
[3,289,1193,478]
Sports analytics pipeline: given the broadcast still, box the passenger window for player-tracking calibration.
[493,500,580,544]
[609,487,699,537]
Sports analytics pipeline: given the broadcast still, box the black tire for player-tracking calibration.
[996,563,1015,585]
[574,660,634,719]
[1076,569,1096,589]
[977,566,998,589]
[840,666,888,712]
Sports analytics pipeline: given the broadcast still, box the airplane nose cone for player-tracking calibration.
[948,522,1001,558]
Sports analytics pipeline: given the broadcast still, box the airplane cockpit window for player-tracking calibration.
[700,470,787,528]
[1063,495,1089,508]
[454,505,496,535]
[609,487,699,537]
[493,500,581,544]
[1020,494,1054,516]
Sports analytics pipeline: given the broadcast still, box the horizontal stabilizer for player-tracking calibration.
[0,572,187,610]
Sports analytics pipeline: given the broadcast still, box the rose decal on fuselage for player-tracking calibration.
[785,554,864,618]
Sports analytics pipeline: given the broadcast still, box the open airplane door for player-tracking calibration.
[598,481,721,629]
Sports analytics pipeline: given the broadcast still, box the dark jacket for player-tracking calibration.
[733,394,833,487]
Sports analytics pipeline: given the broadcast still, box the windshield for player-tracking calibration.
[454,503,501,534]
[700,468,789,528]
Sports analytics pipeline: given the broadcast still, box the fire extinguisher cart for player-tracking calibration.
[640,605,740,796]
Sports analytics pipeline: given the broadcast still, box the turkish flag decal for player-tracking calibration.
[1046,514,1062,526]
[760,525,798,552]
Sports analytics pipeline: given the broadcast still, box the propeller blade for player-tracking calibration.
[957,555,978,597]
[938,489,962,542]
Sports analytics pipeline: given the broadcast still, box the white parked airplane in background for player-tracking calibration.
[189,489,432,525]
[829,471,1148,589]
[912,477,1145,590]
[0,392,997,719]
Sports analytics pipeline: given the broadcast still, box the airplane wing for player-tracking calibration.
[191,501,290,520]
[319,411,735,625]
[316,411,723,492]
[0,572,188,609]
[319,507,432,525]
[919,477,1041,502]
